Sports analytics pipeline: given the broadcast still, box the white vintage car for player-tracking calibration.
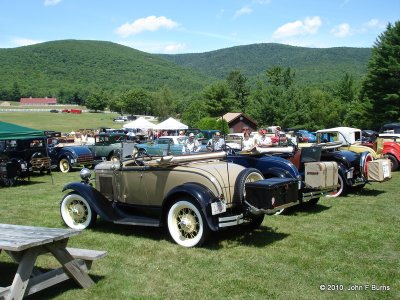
[315,127,380,158]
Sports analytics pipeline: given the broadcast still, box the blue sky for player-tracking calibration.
[0,0,398,53]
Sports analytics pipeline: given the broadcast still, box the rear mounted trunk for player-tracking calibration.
[245,178,299,212]
[304,161,338,189]
[367,159,391,181]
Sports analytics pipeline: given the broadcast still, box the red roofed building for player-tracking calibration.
[20,97,57,105]
[222,112,258,133]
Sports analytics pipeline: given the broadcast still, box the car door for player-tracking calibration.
[118,166,148,205]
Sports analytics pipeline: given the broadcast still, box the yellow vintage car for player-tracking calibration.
[314,127,380,159]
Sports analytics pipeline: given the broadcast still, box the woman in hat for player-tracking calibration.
[182,133,201,153]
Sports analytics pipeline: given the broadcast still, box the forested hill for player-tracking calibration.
[158,43,372,84]
[0,40,372,100]
[0,40,213,96]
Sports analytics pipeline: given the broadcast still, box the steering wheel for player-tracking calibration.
[223,144,236,155]
[133,149,151,163]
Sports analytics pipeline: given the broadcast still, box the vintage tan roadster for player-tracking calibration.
[60,152,299,247]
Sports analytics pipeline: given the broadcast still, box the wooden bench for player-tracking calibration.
[66,247,107,269]
[0,224,107,299]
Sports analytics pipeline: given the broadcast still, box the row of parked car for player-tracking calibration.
[57,125,394,248]
[1,121,395,247]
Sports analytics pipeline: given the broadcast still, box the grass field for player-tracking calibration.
[0,110,120,133]
[1,111,399,299]
[0,170,399,299]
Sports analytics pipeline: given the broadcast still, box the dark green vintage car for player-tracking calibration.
[86,132,127,162]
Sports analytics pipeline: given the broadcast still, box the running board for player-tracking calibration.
[113,216,160,227]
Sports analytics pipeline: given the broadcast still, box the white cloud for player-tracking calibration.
[12,38,43,47]
[330,23,351,37]
[234,6,253,19]
[115,16,179,38]
[44,0,61,6]
[117,40,186,54]
[365,18,386,29]
[272,16,322,40]
[163,43,186,53]
[252,0,271,4]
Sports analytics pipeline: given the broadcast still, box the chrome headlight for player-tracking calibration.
[80,168,91,181]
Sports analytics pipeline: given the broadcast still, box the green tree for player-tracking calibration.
[203,82,235,117]
[152,86,176,121]
[362,21,400,125]
[196,117,228,133]
[108,97,124,114]
[180,99,209,128]
[85,90,108,112]
[120,88,153,115]
[266,66,295,89]
[337,73,357,102]
[10,82,21,101]
[226,70,250,112]
[68,91,85,105]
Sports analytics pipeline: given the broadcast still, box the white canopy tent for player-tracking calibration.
[123,117,155,130]
[155,117,188,130]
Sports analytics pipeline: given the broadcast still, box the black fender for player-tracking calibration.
[108,149,121,160]
[62,182,117,222]
[336,162,352,187]
[10,157,29,175]
[360,151,373,179]
[31,151,45,158]
[58,152,74,163]
[161,182,220,231]
[262,166,294,179]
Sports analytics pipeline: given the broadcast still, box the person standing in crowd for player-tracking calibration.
[242,131,255,151]
[81,130,88,145]
[182,133,200,153]
[206,132,225,151]
[255,129,272,147]
[178,130,186,144]
[195,129,204,140]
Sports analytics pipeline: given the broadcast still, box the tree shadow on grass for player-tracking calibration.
[0,261,105,300]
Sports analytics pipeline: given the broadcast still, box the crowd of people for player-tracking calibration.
[181,130,226,154]
[64,126,285,154]
[176,127,284,154]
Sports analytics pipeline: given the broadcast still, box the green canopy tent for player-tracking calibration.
[0,121,46,140]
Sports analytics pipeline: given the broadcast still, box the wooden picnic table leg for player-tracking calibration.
[8,247,40,300]
[45,243,95,288]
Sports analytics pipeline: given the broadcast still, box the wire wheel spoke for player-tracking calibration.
[177,208,199,238]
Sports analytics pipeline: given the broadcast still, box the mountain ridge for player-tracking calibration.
[0,40,371,100]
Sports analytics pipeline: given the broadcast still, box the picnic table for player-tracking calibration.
[0,223,106,300]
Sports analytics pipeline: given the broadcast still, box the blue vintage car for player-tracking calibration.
[48,143,94,173]
[135,136,189,156]
[297,130,317,143]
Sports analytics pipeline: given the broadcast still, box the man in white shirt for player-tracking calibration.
[255,129,272,147]
[182,133,200,153]
[207,132,225,151]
